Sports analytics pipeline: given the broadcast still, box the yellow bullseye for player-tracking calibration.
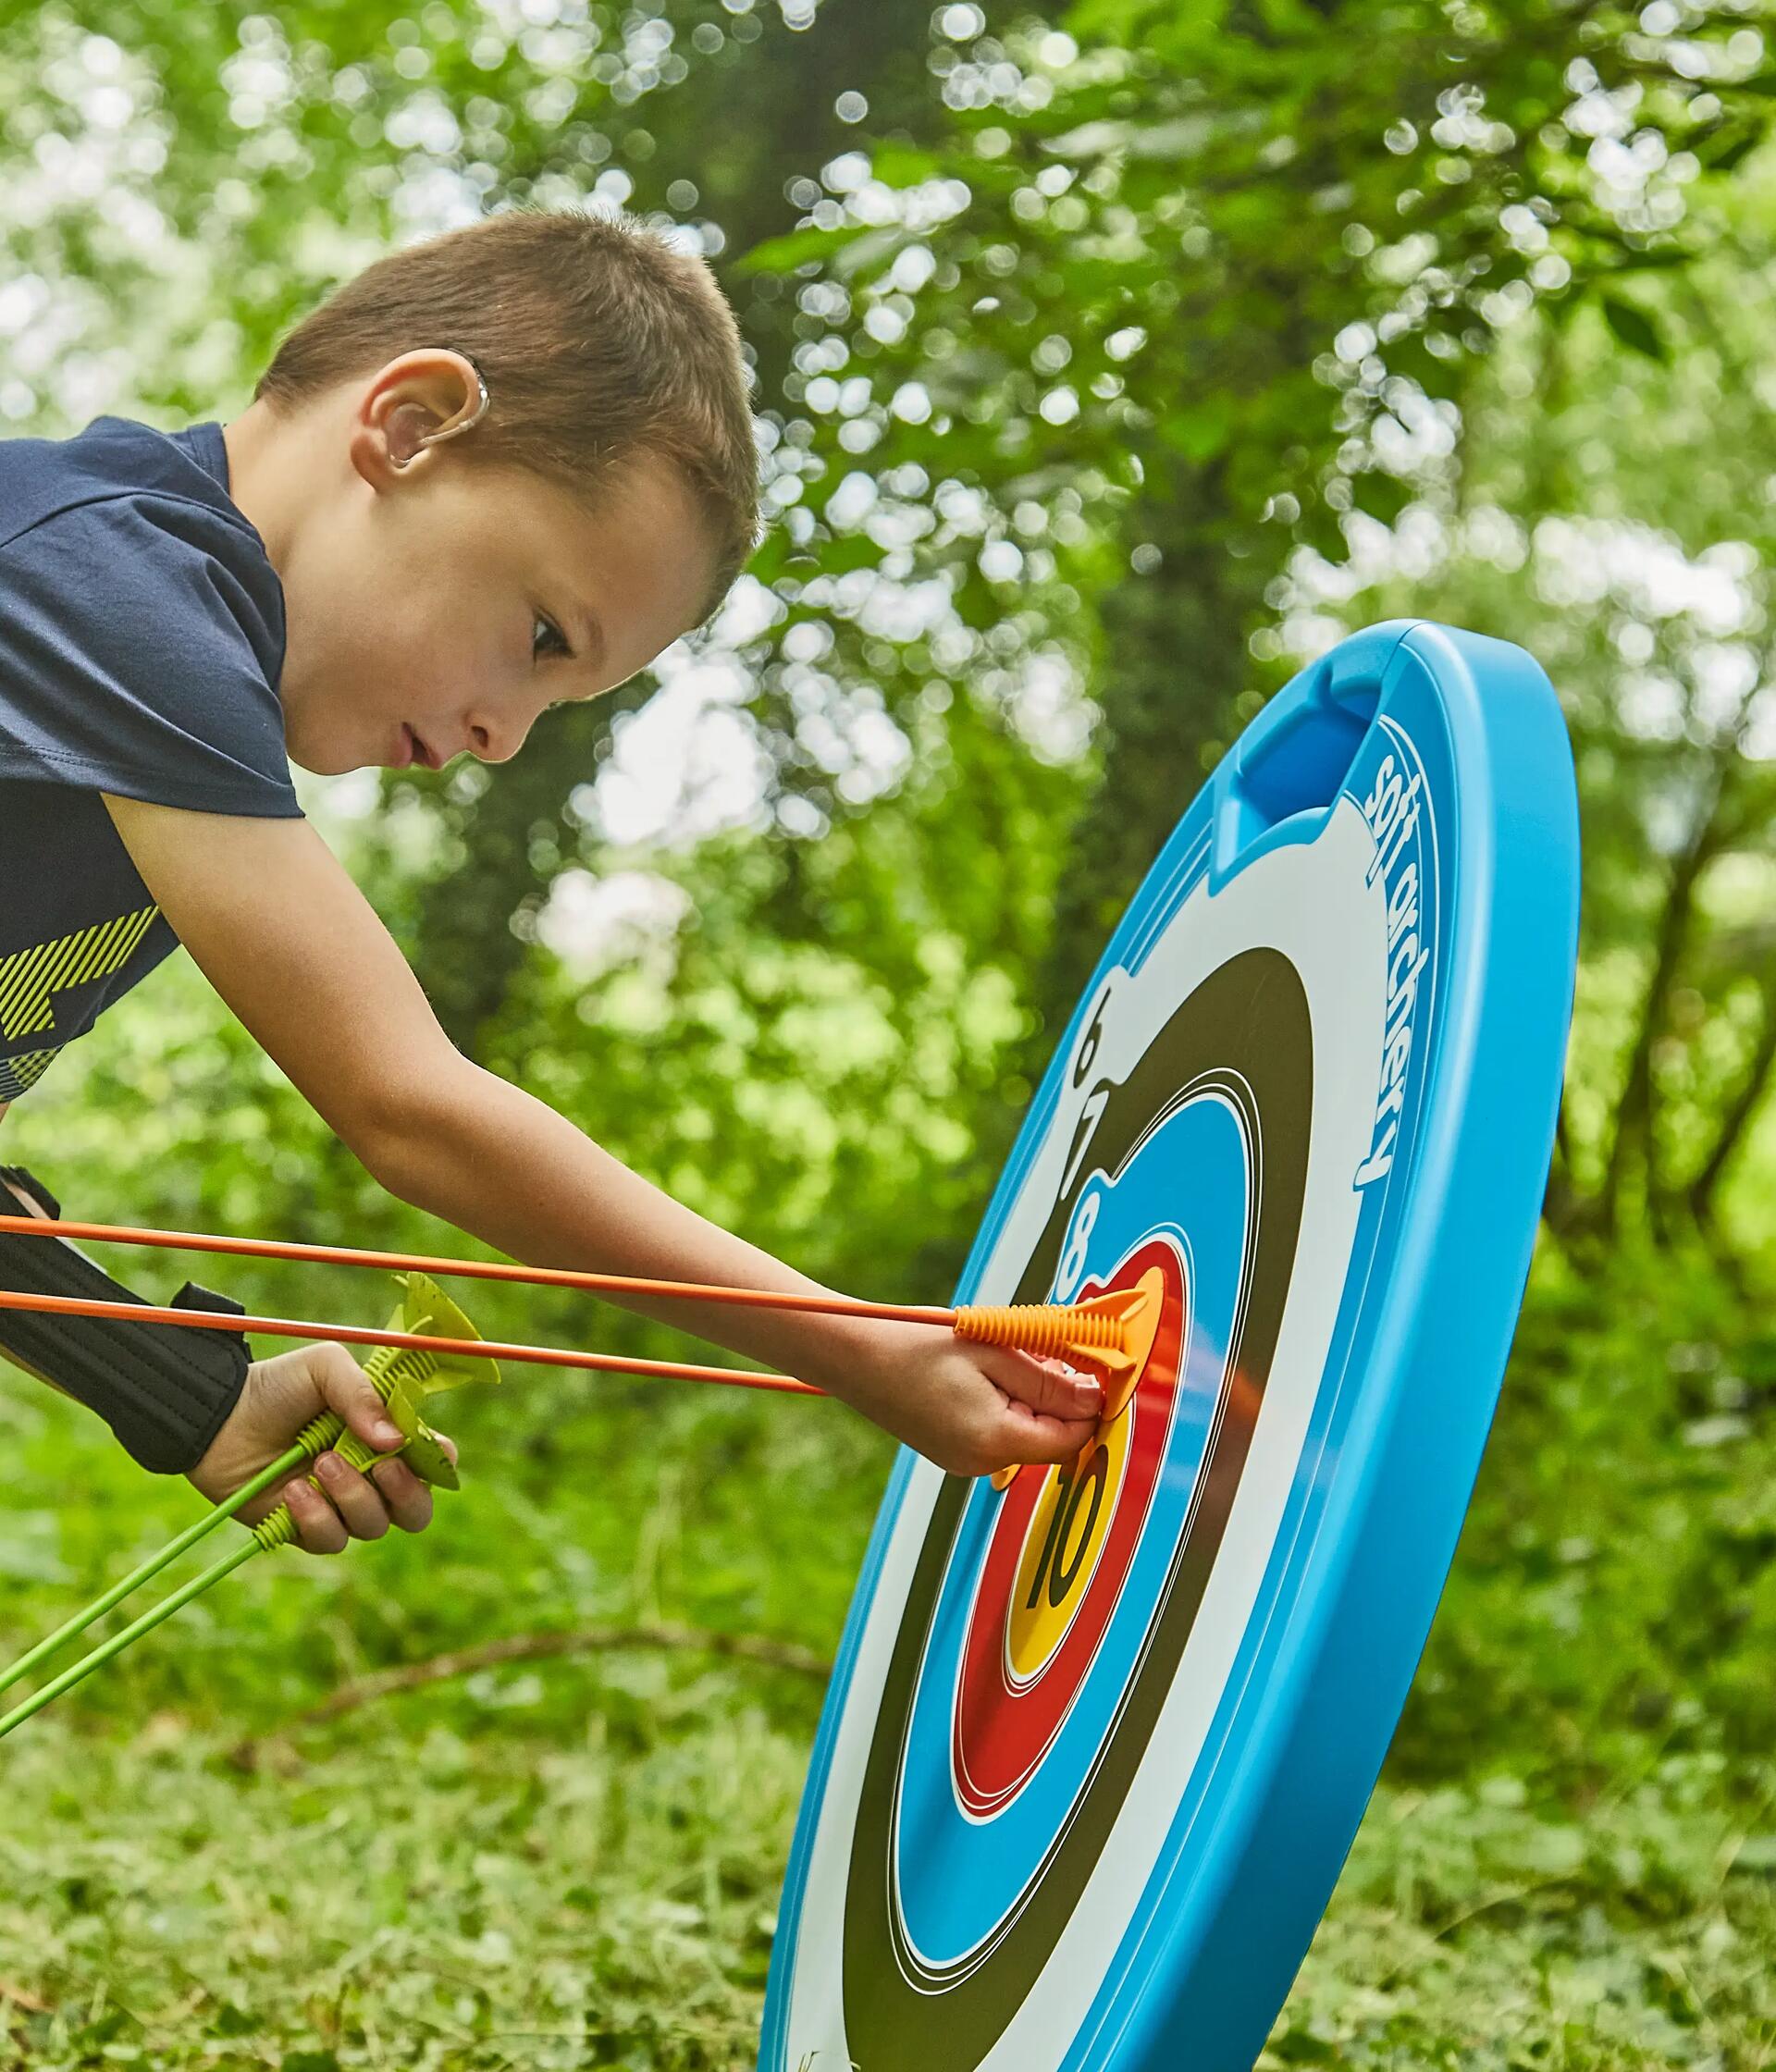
[1005,1407,1134,1681]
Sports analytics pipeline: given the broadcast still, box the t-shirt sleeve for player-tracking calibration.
[0,492,302,818]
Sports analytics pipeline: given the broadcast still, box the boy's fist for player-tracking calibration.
[808,1316,1104,1479]
[188,1341,457,1556]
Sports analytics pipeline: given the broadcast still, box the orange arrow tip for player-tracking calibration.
[978,1271,1167,1489]
[954,1285,1154,1375]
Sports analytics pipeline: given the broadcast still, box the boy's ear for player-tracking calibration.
[348,350,487,487]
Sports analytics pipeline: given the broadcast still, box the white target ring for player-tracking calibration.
[781,780,1416,2067]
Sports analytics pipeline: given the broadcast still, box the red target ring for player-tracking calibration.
[952,1238,1187,1817]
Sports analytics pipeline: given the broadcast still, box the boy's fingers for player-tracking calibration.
[977,1344,1104,1421]
[309,1342,405,1451]
[368,1454,438,1534]
[278,1453,439,1551]
[312,1452,391,1542]
[282,1474,349,1557]
[992,1398,1102,1467]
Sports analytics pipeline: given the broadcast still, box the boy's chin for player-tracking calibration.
[287,746,357,777]
[283,723,379,778]
[281,695,388,778]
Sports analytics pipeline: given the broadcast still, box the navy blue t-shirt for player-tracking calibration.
[0,415,300,1103]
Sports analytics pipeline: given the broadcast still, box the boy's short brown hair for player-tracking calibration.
[254,204,760,618]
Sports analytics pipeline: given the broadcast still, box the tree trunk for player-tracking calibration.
[1597,756,1736,1238]
[1036,469,1271,1035]
[406,0,944,1054]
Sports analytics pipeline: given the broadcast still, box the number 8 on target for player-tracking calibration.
[1054,1187,1101,1304]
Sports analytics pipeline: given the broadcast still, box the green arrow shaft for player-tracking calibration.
[0,1534,265,1741]
[0,1417,343,1700]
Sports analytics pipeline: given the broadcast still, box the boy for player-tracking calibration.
[0,206,1101,1553]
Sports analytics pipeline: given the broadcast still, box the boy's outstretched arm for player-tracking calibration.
[103,797,1102,1478]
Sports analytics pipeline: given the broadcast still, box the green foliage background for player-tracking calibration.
[3,0,1776,2065]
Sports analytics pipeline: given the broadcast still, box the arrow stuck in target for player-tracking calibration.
[987,1269,1165,1490]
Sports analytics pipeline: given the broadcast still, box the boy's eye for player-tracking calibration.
[532,613,572,661]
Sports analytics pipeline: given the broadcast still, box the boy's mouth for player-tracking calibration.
[395,723,444,771]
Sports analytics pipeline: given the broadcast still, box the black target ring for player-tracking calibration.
[840,947,1313,2057]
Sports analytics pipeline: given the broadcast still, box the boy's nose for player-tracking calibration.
[465,711,528,764]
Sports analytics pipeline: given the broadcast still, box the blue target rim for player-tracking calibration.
[760,620,1580,2070]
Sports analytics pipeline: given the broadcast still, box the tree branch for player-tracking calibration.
[228,1622,832,1770]
[1688,969,1776,1230]
[1598,748,1742,1236]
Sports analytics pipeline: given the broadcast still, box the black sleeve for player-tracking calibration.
[0,1166,250,1475]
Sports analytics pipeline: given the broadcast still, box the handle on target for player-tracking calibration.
[1208,623,1407,891]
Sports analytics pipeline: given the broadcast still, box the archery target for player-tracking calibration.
[760,623,1580,2071]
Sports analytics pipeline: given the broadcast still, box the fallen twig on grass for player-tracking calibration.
[228,1622,832,1767]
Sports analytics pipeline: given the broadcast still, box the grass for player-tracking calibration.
[2,1249,1774,2069]
[1,1707,805,2069]
[1270,1760,1776,2070]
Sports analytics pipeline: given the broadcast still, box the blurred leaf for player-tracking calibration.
[1601,294,1669,363]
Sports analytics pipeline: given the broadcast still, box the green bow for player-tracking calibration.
[0,1273,500,1740]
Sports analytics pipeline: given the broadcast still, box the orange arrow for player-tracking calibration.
[0,1212,1137,1365]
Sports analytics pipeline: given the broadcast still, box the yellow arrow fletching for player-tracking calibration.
[370,1271,503,1397]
